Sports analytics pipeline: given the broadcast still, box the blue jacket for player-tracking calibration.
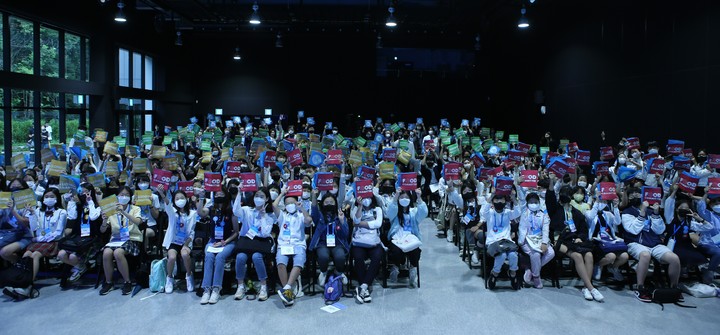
[309,205,350,252]
[621,206,664,247]
[386,199,428,241]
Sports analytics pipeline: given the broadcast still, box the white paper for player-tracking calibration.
[206,246,225,254]
[429,184,440,193]
[320,305,341,314]
[105,241,125,248]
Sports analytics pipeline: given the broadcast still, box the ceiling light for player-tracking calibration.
[233,47,241,60]
[376,34,383,49]
[386,6,397,27]
[275,32,283,48]
[518,7,530,29]
[175,31,183,46]
[249,2,261,25]
[115,1,127,22]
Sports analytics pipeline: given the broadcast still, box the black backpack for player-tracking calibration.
[649,288,696,310]
[0,257,33,289]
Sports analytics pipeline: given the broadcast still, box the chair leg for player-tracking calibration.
[417,262,421,288]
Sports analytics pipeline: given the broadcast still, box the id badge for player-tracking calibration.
[566,220,577,233]
[280,245,295,255]
[214,225,224,240]
[462,213,474,224]
[532,225,542,235]
[119,227,130,241]
[667,238,676,252]
[711,233,720,245]
[44,227,51,236]
[81,223,91,237]
[173,230,187,245]
[326,234,336,247]
[246,226,258,239]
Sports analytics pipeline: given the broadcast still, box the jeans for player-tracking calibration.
[201,242,235,289]
[316,246,347,273]
[351,245,383,286]
[235,252,267,281]
[520,243,555,278]
[493,251,518,274]
[698,243,720,283]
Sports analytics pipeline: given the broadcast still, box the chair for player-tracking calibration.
[94,221,148,289]
[482,221,522,290]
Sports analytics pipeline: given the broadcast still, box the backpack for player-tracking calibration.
[648,287,696,310]
[149,258,168,293]
[323,274,343,305]
[0,257,33,289]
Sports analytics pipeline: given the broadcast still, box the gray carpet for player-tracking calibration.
[3,218,719,335]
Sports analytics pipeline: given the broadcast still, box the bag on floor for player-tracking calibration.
[324,274,343,305]
[0,257,33,289]
[679,282,718,298]
[149,258,167,293]
[648,287,696,310]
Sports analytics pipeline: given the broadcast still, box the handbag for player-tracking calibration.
[487,239,518,257]
[0,228,25,250]
[679,282,719,298]
[58,235,97,253]
[596,236,628,253]
[391,230,422,253]
[234,236,275,255]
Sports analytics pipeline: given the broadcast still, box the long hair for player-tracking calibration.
[40,188,63,212]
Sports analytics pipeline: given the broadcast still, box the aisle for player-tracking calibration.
[2,217,719,335]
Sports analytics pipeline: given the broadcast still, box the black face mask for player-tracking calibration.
[381,186,395,194]
[215,196,226,204]
[559,194,571,204]
[493,202,505,212]
[323,204,337,214]
[271,175,280,181]
[229,188,239,196]
[629,198,641,207]
[697,156,707,164]
[462,192,474,200]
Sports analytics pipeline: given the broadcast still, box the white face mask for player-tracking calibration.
[254,197,266,207]
[27,181,36,190]
[632,152,640,159]
[329,188,338,195]
[618,157,627,164]
[188,154,196,160]
[332,130,338,134]
[270,191,279,200]
[118,195,131,205]
[170,176,179,183]
[577,181,587,188]
[138,182,150,190]
[43,198,57,207]
[194,188,203,195]
[399,198,411,207]
[285,203,297,213]
[528,203,540,212]
[428,130,434,135]
[302,191,311,200]
[362,198,372,207]
[712,205,720,214]
[648,149,658,155]
[175,198,187,208]
[282,173,290,180]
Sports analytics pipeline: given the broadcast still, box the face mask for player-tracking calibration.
[170,176,179,183]
[175,198,187,208]
[332,130,338,135]
[381,186,394,194]
[188,155,196,160]
[212,151,219,156]
[528,203,540,212]
[285,203,297,213]
[385,133,391,138]
[138,182,150,190]
[577,181,587,188]
[330,188,338,195]
[215,196,226,203]
[270,191,279,200]
[118,196,130,205]
[302,191,311,199]
[362,198,372,207]
[648,149,658,155]
[573,194,584,202]
[254,197,266,207]
[428,130,434,135]
[629,198,641,207]
[462,192,474,200]
[288,130,294,135]
[43,198,57,207]
[632,152,640,159]
[27,181,36,190]
[697,156,707,164]
[323,204,337,214]
[399,198,411,207]
[493,202,505,212]
[239,131,245,135]
[712,205,720,214]
[618,157,627,164]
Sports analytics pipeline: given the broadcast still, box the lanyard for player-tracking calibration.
[671,222,685,237]
[327,221,335,235]
[529,212,540,232]
[116,213,127,228]
[493,213,505,232]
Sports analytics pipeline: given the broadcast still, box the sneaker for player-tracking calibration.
[165,276,174,294]
[200,289,211,305]
[121,282,133,295]
[69,264,87,282]
[340,273,348,285]
[279,288,295,305]
[318,272,327,286]
[590,288,604,302]
[510,271,520,290]
[389,265,400,283]
[487,273,497,290]
[99,282,114,295]
[523,269,532,285]
[436,221,445,231]
[234,285,246,300]
[675,289,684,303]
[635,289,652,302]
[471,252,480,266]
[13,285,32,298]
[607,266,624,281]
[258,285,268,301]
[361,288,372,303]
[582,288,593,301]
[186,275,195,292]
[532,276,543,289]
[446,230,454,243]
[209,287,221,304]
[592,265,601,281]
[408,266,418,288]
[355,287,364,304]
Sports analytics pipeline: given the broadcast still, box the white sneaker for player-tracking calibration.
[234,285,246,300]
[446,230,454,243]
[582,288,593,301]
[318,271,327,286]
[408,266,417,288]
[186,275,195,292]
[340,273,348,285]
[200,289,210,305]
[389,265,400,283]
[523,269,532,285]
[590,288,604,302]
[471,252,480,266]
[592,265,601,281]
[165,277,174,294]
[361,287,372,303]
[209,287,221,304]
[607,266,624,281]
[258,285,268,301]
[13,286,31,298]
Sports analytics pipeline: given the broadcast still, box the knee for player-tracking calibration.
[57,250,67,259]
[113,249,125,258]
[639,251,651,261]
[606,253,617,262]
[666,253,680,265]
[103,249,114,258]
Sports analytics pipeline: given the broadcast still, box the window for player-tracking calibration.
[10,16,34,75]
[0,13,4,69]
[85,38,90,81]
[40,26,59,77]
[65,33,81,80]
[144,56,153,90]
[132,52,142,88]
[11,90,34,155]
[118,48,129,87]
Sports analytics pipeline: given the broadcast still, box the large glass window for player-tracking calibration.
[10,16,34,75]
[65,33,81,80]
[118,48,129,87]
[85,38,90,81]
[0,13,4,69]
[132,52,142,88]
[144,56,153,90]
[41,92,59,144]
[40,26,59,77]
[11,90,34,155]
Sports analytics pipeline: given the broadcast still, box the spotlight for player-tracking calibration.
[518,7,530,29]
[233,47,241,60]
[386,6,397,27]
[115,0,127,22]
[249,2,261,25]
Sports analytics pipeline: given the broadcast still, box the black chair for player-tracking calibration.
[94,221,148,289]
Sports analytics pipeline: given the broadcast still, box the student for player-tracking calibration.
[351,195,384,304]
[695,192,720,283]
[98,186,142,295]
[585,197,628,282]
[663,198,713,279]
[0,179,34,265]
[272,186,313,306]
[198,187,239,304]
[310,192,350,287]
[233,187,276,302]
[480,191,522,290]
[518,192,554,289]
[461,181,483,266]
[386,188,427,288]
[569,185,591,214]
[58,183,103,283]
[158,185,197,294]
[132,174,161,251]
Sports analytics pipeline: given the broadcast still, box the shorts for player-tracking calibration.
[103,240,141,257]
[275,247,306,268]
[627,243,672,262]
[168,243,188,254]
